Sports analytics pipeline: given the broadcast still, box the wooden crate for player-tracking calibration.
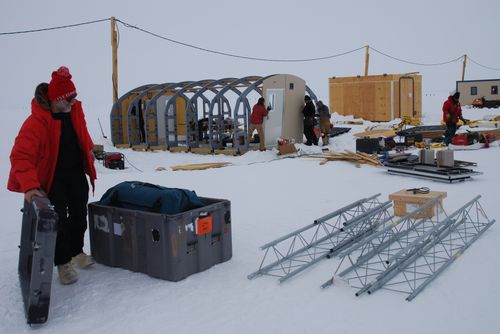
[329,74,422,122]
[389,189,447,219]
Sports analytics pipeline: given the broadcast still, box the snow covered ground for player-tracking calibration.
[1,1,500,333]
[0,97,499,334]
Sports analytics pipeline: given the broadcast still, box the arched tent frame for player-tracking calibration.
[306,86,318,103]
[110,84,157,145]
[182,78,239,149]
[163,79,232,148]
[141,79,233,148]
[126,82,194,146]
[111,75,318,150]
[232,75,275,151]
[141,82,196,147]
[205,76,262,150]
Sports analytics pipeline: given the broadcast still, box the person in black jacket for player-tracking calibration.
[302,95,318,145]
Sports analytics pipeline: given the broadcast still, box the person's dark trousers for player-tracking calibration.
[48,171,89,266]
[304,125,318,145]
[444,123,457,145]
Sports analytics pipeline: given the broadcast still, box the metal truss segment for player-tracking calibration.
[329,195,495,301]
[248,194,389,282]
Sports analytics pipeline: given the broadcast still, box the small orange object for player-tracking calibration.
[196,215,213,235]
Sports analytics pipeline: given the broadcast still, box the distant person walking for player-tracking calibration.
[8,66,97,285]
[442,90,468,145]
[317,100,331,146]
[248,97,270,151]
[302,95,318,145]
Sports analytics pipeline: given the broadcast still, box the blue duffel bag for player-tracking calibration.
[99,181,204,215]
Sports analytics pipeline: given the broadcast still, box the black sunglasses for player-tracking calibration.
[65,96,77,103]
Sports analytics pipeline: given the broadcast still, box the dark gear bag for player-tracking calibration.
[99,181,204,215]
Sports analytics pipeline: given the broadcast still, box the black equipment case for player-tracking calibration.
[356,138,381,154]
[18,197,58,325]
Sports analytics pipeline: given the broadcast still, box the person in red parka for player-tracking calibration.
[248,97,270,151]
[442,90,468,145]
[8,66,97,285]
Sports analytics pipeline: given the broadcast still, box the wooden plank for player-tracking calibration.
[131,144,148,151]
[214,149,239,156]
[169,146,189,153]
[190,147,213,154]
[149,145,168,151]
[170,162,231,171]
[354,129,397,138]
[348,150,383,165]
[305,150,381,167]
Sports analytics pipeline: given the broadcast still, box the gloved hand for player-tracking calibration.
[25,188,46,203]
[266,105,272,111]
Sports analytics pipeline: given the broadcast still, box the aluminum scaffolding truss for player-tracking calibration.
[328,195,495,301]
[247,194,393,283]
[321,196,447,289]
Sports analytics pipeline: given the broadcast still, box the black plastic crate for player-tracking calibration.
[356,138,380,154]
[88,197,232,281]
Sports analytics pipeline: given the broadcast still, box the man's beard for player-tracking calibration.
[55,102,71,113]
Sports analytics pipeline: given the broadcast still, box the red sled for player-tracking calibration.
[451,134,468,146]
[451,133,480,146]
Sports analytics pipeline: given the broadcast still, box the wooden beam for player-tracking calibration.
[461,54,467,81]
[364,45,370,76]
[111,16,118,103]
[170,162,231,171]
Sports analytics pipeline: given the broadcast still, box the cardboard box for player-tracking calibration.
[277,143,297,155]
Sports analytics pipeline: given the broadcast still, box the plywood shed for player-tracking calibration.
[329,73,422,122]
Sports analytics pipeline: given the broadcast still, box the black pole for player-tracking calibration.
[98,118,107,139]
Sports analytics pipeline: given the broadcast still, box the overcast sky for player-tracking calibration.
[1,0,499,111]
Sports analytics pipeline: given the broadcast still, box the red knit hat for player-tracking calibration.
[47,66,77,102]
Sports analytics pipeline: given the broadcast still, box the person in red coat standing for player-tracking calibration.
[8,66,97,285]
[248,97,270,151]
[442,90,468,145]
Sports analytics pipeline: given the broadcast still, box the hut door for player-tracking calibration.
[156,95,169,145]
[264,88,285,146]
[399,77,415,118]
